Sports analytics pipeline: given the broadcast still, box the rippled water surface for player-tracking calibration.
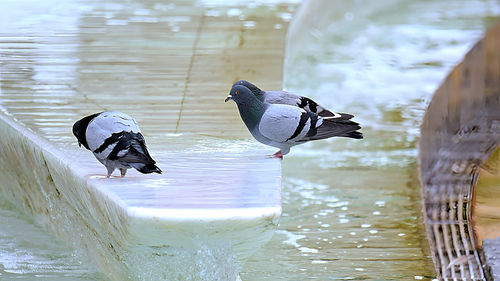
[244,0,500,280]
[0,195,107,280]
[1,0,500,280]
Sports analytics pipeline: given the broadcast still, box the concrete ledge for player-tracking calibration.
[0,1,301,279]
[0,110,281,280]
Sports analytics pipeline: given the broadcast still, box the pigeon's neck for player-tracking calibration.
[236,98,267,131]
[253,90,264,101]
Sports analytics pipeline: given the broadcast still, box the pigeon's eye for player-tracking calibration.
[235,90,240,95]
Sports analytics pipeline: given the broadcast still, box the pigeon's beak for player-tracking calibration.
[224,94,232,102]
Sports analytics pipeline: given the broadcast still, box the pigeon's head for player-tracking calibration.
[72,112,100,150]
[232,80,263,97]
[225,85,257,104]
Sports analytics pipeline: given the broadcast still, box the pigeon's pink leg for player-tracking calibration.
[271,151,283,159]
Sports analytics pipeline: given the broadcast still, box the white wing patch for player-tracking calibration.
[321,112,342,119]
[259,104,310,142]
[86,111,141,152]
[116,149,128,157]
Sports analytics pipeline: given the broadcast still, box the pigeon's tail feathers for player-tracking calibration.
[125,134,161,174]
[136,163,162,174]
[340,130,363,139]
[107,132,162,173]
[304,117,362,141]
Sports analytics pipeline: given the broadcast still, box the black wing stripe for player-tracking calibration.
[94,132,123,154]
[287,112,309,141]
[108,135,130,160]
[306,113,319,137]
[298,97,318,113]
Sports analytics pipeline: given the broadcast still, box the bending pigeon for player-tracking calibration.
[225,85,363,158]
[72,111,162,177]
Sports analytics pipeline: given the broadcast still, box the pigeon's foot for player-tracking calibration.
[106,167,114,178]
[271,151,284,159]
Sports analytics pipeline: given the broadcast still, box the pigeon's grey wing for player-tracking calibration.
[263,90,301,106]
[264,91,338,117]
[86,111,141,151]
[258,105,314,143]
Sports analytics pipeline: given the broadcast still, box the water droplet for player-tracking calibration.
[344,12,353,21]
[243,21,256,29]
[205,10,221,17]
[279,12,292,22]
[299,247,318,253]
[227,8,242,17]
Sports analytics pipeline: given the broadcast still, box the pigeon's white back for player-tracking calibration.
[259,105,310,142]
[86,111,141,152]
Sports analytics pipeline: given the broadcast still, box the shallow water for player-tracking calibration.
[0,195,106,280]
[243,0,500,280]
[1,0,500,280]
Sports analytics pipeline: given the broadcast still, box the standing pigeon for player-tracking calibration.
[234,80,343,116]
[225,85,362,158]
[233,80,363,139]
[72,111,162,177]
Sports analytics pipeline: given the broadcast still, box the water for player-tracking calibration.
[243,0,500,280]
[0,195,106,280]
[1,0,500,280]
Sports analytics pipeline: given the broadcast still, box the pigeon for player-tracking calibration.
[233,80,363,139]
[72,111,162,177]
[225,85,363,158]
[233,80,346,118]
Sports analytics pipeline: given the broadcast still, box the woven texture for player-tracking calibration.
[419,24,500,280]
